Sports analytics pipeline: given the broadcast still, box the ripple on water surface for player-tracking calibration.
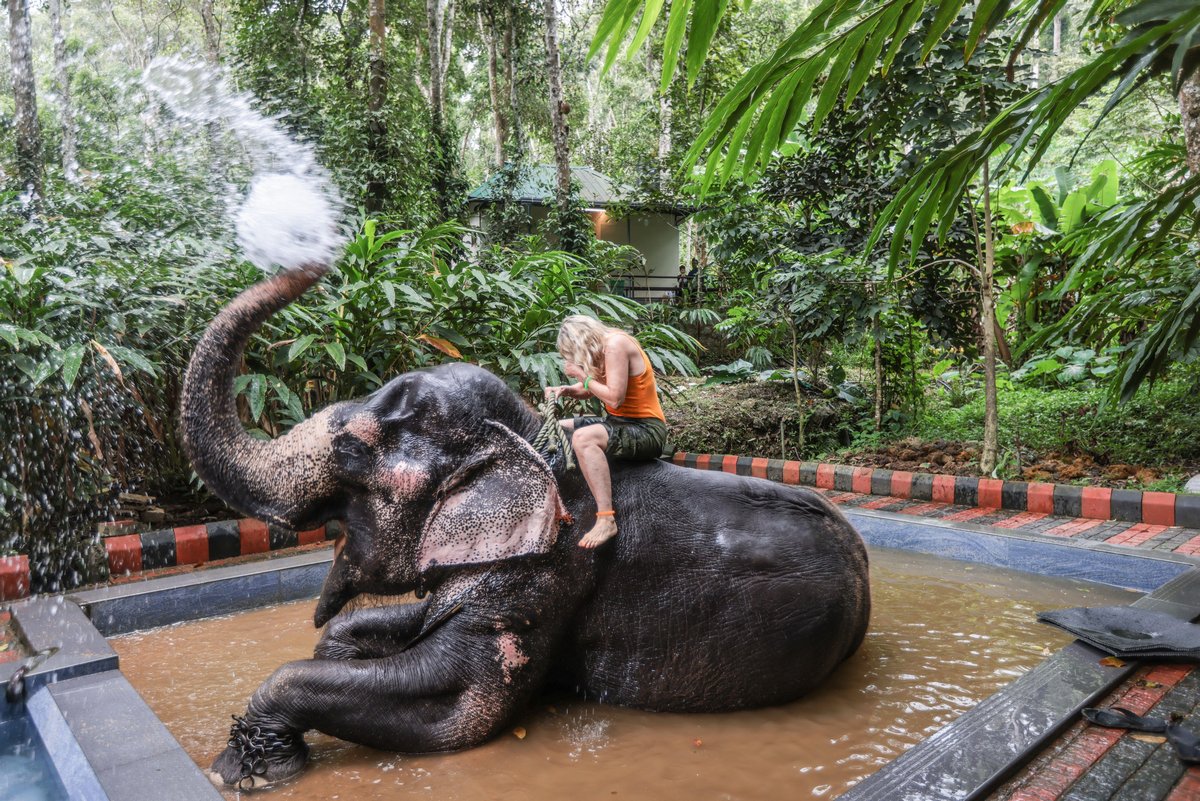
[111,547,1138,800]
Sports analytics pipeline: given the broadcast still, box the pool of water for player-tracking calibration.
[111,547,1138,800]
[0,713,69,801]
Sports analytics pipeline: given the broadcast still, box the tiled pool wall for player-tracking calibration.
[4,506,1200,801]
[1,547,339,799]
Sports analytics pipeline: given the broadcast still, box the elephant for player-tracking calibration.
[180,264,871,789]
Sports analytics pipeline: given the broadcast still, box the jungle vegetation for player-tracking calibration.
[3,0,1200,587]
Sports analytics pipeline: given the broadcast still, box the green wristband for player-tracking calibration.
[583,376,591,391]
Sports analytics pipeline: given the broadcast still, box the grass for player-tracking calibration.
[907,378,1200,469]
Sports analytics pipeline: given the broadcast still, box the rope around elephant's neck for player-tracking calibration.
[532,396,576,471]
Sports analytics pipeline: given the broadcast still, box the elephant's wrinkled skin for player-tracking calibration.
[181,266,871,789]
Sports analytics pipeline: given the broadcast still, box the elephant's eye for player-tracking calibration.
[335,436,371,463]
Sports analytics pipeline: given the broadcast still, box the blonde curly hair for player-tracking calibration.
[557,315,613,380]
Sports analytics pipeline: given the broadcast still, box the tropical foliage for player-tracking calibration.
[6,0,1200,591]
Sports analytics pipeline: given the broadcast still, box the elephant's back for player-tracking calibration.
[563,461,870,712]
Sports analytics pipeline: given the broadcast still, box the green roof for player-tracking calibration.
[468,164,691,214]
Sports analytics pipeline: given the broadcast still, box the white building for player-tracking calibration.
[466,165,693,302]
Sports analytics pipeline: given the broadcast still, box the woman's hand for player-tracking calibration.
[544,382,588,400]
[563,361,587,381]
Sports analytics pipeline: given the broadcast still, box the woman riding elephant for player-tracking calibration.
[545,315,670,548]
[181,264,871,790]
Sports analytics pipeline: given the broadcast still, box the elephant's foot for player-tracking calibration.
[208,714,308,791]
[578,515,618,549]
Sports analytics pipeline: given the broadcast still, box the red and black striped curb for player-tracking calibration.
[102,518,343,576]
[672,452,1200,528]
[0,558,28,604]
[0,520,344,602]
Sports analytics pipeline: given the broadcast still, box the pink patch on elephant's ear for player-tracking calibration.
[417,421,565,572]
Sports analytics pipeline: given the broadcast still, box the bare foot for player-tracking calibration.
[578,515,618,549]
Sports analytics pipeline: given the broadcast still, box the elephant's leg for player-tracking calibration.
[313,600,429,660]
[209,611,555,789]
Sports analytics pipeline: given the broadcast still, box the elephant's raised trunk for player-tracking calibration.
[181,265,339,529]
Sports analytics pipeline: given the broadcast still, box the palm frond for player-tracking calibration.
[867,5,1200,273]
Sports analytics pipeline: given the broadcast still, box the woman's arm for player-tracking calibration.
[577,336,631,409]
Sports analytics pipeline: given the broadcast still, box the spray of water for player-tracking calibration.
[142,56,345,272]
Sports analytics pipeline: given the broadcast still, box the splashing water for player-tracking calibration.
[142,56,344,272]
[236,175,341,271]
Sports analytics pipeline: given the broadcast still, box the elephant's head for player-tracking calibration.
[181,267,567,626]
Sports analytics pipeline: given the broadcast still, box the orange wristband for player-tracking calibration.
[595,510,615,517]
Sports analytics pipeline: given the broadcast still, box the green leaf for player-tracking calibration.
[812,22,872,132]
[1090,158,1119,206]
[880,0,926,76]
[397,283,434,310]
[846,4,902,105]
[325,341,347,371]
[686,0,733,85]
[627,0,667,59]
[381,280,397,308]
[659,0,692,92]
[60,344,86,389]
[248,374,266,423]
[30,351,63,388]
[267,375,305,422]
[288,334,317,362]
[1030,185,1059,230]
[105,345,158,377]
[965,0,1006,62]
[1060,189,1087,233]
[920,0,967,63]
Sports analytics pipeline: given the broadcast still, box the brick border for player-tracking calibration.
[0,519,343,603]
[676,452,1199,529]
[0,555,30,601]
[102,519,342,579]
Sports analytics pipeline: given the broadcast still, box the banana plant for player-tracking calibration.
[999,159,1120,235]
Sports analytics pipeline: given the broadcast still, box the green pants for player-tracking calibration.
[572,414,669,461]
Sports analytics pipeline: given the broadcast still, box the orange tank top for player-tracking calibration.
[604,338,666,422]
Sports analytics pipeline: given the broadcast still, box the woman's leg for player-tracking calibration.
[571,424,618,548]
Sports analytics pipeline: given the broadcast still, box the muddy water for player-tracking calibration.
[112,548,1137,800]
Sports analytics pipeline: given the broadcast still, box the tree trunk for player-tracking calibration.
[426,0,456,214]
[1052,14,1061,55]
[504,4,523,159]
[544,0,570,211]
[873,313,883,430]
[8,0,41,198]
[979,158,1000,476]
[653,49,672,193]
[479,9,506,168]
[49,0,76,181]
[426,0,444,154]
[199,0,222,64]
[789,317,805,455]
[365,0,388,213]
[1179,67,1200,177]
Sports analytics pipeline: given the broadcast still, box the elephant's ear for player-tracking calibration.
[418,420,567,572]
